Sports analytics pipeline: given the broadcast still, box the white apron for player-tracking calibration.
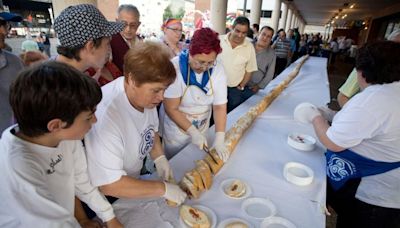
[161,83,215,159]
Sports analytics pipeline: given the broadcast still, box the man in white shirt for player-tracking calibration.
[218,16,257,112]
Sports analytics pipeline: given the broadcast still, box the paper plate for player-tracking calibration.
[283,162,314,186]
[261,216,296,228]
[217,217,253,228]
[241,197,277,220]
[220,178,252,200]
[180,205,217,228]
[287,133,316,151]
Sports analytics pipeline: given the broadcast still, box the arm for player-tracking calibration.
[74,198,102,228]
[73,143,116,223]
[149,133,164,160]
[311,116,345,152]
[337,92,350,108]
[163,97,192,131]
[238,71,253,89]
[213,104,227,133]
[99,176,165,199]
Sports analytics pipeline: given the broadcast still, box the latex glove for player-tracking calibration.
[317,106,337,122]
[163,182,187,205]
[294,102,321,124]
[213,132,229,162]
[186,125,208,150]
[154,155,173,181]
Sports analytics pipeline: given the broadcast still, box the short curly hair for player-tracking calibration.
[355,41,400,84]
[189,27,222,56]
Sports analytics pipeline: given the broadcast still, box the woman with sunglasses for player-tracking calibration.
[160,27,229,162]
[161,18,187,58]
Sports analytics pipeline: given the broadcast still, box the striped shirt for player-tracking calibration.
[274,38,291,58]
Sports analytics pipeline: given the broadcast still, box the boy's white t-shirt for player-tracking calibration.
[327,82,400,209]
[85,77,159,187]
[0,126,115,227]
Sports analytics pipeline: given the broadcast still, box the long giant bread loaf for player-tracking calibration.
[177,55,310,200]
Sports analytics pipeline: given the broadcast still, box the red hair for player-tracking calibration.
[189,27,222,56]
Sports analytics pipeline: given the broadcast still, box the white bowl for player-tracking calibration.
[283,162,314,186]
[241,197,277,220]
[217,218,253,228]
[261,216,296,228]
[287,133,316,151]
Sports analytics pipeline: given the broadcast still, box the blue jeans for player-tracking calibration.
[227,86,255,113]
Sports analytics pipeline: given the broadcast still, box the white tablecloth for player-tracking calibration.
[113,57,330,228]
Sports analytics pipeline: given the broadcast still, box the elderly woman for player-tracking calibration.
[294,41,400,227]
[161,18,186,58]
[160,27,229,162]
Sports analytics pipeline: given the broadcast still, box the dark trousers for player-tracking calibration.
[274,57,287,78]
[327,178,400,228]
[227,86,254,113]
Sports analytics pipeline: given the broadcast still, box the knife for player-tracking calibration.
[203,145,218,164]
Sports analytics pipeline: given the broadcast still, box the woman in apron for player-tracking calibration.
[160,27,229,161]
[294,41,400,227]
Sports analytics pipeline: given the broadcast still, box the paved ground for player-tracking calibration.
[5,37,59,57]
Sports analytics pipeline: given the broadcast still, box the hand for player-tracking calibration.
[294,102,321,124]
[251,85,260,93]
[186,125,208,150]
[106,218,123,228]
[79,219,102,228]
[317,106,337,122]
[237,85,244,91]
[154,155,173,181]
[163,182,187,205]
[213,132,229,162]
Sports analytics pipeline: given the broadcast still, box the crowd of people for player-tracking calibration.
[0,3,399,227]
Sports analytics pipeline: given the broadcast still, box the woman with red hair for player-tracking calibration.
[160,27,229,161]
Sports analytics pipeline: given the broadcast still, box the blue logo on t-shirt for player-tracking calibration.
[139,125,155,160]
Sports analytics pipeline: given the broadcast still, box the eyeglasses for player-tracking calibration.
[190,57,217,69]
[166,27,183,34]
[119,20,141,29]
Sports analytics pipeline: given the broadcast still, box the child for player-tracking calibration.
[0,61,122,227]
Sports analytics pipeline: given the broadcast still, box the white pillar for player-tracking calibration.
[250,0,262,26]
[279,2,288,30]
[52,0,96,18]
[210,0,228,35]
[286,8,292,31]
[290,11,296,30]
[270,0,281,32]
[294,16,298,28]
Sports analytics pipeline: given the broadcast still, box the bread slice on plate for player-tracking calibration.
[180,176,200,199]
[195,160,213,190]
[225,180,246,198]
[226,221,248,228]
[180,205,210,228]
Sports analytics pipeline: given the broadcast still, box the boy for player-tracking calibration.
[0,62,121,227]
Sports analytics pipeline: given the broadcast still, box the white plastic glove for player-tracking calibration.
[163,182,187,205]
[154,155,173,181]
[186,125,208,150]
[317,106,337,122]
[213,132,229,162]
[294,102,322,124]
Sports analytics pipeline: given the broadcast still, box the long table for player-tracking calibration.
[113,57,330,228]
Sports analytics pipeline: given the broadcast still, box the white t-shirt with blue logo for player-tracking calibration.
[85,77,159,187]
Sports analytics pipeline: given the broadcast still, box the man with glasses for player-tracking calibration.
[0,9,24,133]
[110,4,141,72]
[218,16,257,113]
